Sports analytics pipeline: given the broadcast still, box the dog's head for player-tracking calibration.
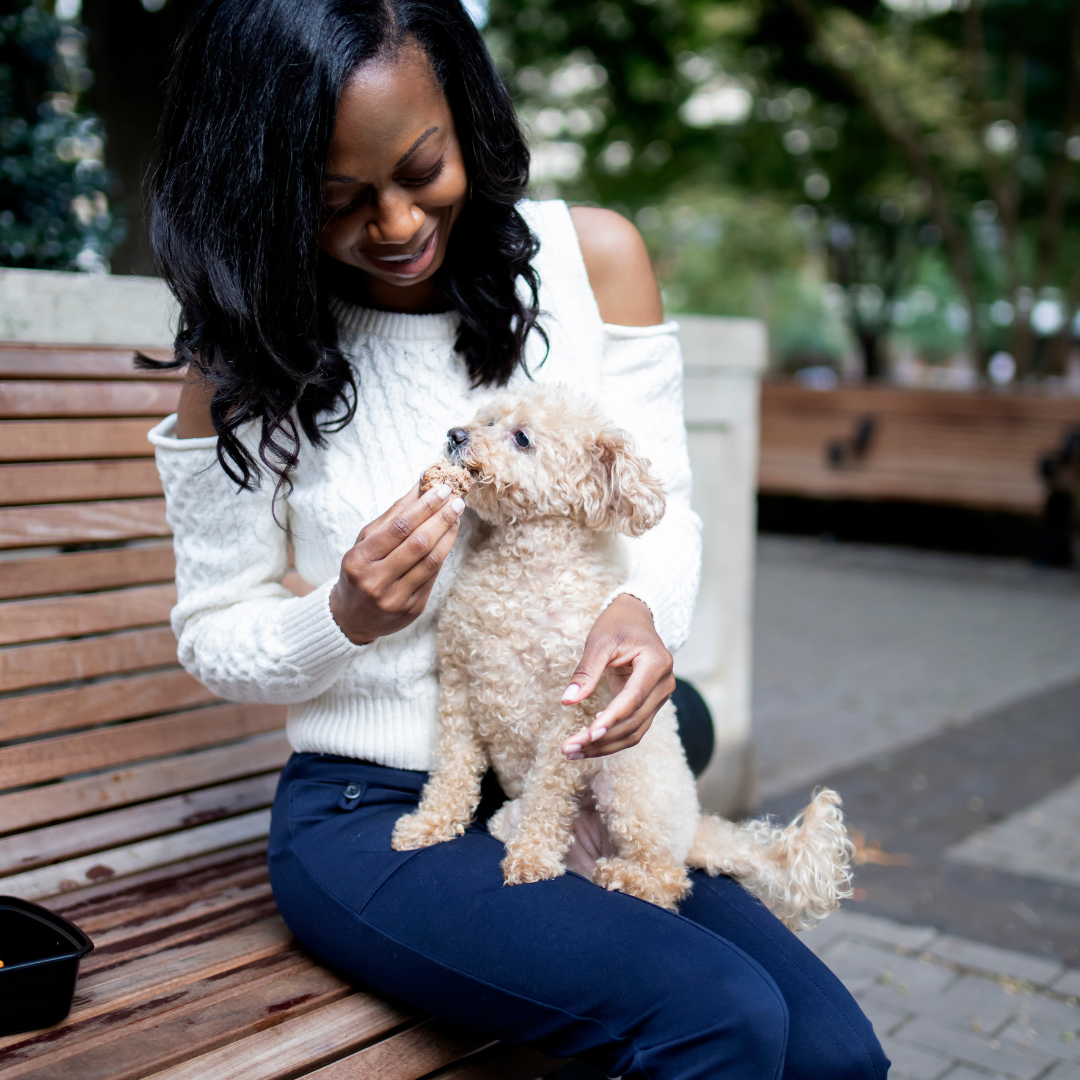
[447,387,665,536]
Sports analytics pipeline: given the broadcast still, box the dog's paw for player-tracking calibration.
[391,811,466,851]
[593,856,691,911]
[501,846,566,886]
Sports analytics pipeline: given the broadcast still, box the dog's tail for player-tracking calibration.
[687,789,854,932]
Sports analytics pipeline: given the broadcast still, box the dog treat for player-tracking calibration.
[420,460,473,499]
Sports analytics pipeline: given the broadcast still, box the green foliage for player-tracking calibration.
[0,0,123,272]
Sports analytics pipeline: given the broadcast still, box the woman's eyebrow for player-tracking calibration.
[396,126,439,166]
[323,126,440,184]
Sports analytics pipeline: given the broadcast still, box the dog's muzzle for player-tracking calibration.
[446,427,469,462]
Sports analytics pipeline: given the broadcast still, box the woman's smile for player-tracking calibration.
[364,227,439,277]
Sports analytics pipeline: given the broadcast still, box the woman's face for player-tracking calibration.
[320,44,469,311]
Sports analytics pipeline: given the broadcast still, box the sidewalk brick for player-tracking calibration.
[826,939,956,999]
[895,1016,1059,1079]
[940,1067,1012,1080]
[925,935,1064,987]
[858,996,913,1039]
[1053,970,1080,997]
[1043,1063,1080,1080]
[830,909,939,951]
[877,1034,953,1080]
[928,976,1027,1035]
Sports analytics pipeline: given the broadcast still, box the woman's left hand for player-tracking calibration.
[560,594,676,759]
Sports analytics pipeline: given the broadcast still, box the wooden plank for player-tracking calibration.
[304,1017,493,1080]
[0,345,177,380]
[0,582,176,645]
[0,668,217,741]
[0,380,180,418]
[0,418,158,461]
[0,498,169,549]
[0,542,174,601]
[0,774,278,876]
[0,459,162,506]
[139,992,419,1080]
[0,951,318,1078]
[0,808,273,899]
[0,626,178,694]
[0,956,352,1080]
[0,701,285,788]
[0,733,289,833]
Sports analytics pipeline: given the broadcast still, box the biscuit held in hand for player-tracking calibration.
[420,460,473,500]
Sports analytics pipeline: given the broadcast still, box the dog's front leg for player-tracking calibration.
[501,717,588,885]
[392,666,486,851]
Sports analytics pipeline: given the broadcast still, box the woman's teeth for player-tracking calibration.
[375,235,431,262]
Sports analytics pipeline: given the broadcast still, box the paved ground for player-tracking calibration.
[801,909,1080,1080]
[752,536,1080,799]
[749,535,1080,1077]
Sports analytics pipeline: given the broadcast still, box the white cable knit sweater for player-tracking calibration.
[149,200,702,772]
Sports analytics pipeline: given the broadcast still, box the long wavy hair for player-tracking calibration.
[139,0,542,492]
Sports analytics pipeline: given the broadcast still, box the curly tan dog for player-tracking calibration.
[392,387,853,927]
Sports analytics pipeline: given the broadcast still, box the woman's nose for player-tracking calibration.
[367,191,425,245]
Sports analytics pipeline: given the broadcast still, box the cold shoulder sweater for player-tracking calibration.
[148,200,702,772]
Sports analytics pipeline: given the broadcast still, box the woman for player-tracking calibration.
[147,1,888,1077]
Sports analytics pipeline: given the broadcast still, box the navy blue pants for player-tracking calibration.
[268,753,889,1080]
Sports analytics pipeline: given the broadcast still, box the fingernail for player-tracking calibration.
[562,684,581,701]
[451,497,465,513]
[590,727,608,742]
[563,743,582,754]
[567,752,585,760]
[436,483,451,499]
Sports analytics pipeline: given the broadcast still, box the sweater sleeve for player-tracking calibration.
[149,417,365,704]
[598,322,702,652]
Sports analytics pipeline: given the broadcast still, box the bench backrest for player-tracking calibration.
[760,382,1080,513]
[0,343,289,901]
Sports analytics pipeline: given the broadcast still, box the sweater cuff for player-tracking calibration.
[148,414,219,451]
[277,579,367,675]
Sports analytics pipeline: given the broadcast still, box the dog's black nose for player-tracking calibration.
[447,427,469,447]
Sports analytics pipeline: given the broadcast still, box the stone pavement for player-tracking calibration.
[803,909,1080,1080]
[750,534,1080,1074]
[752,536,1080,800]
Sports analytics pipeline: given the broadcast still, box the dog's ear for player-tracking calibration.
[582,425,666,536]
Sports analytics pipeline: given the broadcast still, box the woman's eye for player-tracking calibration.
[514,431,530,449]
[401,160,447,188]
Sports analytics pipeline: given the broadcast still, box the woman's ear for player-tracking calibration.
[582,426,666,536]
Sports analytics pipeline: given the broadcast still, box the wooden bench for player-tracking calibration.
[759,382,1080,514]
[0,342,559,1080]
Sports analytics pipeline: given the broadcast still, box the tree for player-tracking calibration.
[0,0,123,272]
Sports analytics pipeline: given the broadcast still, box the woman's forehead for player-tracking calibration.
[330,46,451,168]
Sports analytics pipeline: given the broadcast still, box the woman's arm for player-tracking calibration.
[560,208,702,759]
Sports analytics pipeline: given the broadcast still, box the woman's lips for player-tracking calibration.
[366,229,438,278]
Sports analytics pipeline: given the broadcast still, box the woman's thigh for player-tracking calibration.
[679,873,889,1080]
[268,754,882,1080]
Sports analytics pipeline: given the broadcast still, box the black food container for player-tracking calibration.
[0,896,94,1036]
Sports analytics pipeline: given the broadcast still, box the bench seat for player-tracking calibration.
[0,342,558,1080]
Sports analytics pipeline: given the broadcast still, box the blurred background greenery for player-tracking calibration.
[2,0,1079,384]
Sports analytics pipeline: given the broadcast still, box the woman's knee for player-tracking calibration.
[785,1008,890,1080]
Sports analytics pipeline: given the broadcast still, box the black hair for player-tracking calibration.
[139,0,542,492]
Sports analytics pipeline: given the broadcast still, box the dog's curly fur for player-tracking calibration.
[392,387,853,927]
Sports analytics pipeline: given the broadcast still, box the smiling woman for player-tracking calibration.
[137,1,887,1078]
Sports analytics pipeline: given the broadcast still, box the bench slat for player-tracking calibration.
[0,498,169,549]
[6,960,352,1080]
[0,380,181,418]
[0,459,162,506]
[0,542,175,601]
[0,419,159,461]
[0,626,178,694]
[0,701,285,787]
[140,992,419,1080]
[1,807,273,899]
[0,345,176,380]
[0,773,278,877]
[303,1017,492,1080]
[0,582,176,644]
[1,668,217,741]
[0,951,316,1078]
[0,732,289,833]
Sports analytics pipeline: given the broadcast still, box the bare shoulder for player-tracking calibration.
[568,205,664,327]
[176,368,217,439]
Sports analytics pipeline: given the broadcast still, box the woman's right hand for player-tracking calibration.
[329,483,465,645]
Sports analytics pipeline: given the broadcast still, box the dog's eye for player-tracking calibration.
[487,421,495,427]
[514,430,531,449]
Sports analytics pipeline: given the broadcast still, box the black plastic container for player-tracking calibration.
[0,896,94,1036]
